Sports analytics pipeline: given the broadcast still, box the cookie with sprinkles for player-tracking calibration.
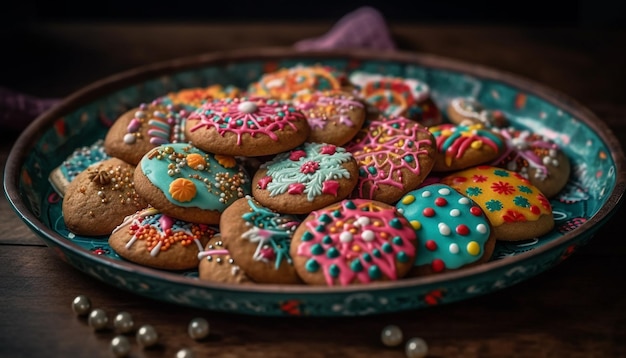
[440,165,554,241]
[184,96,310,157]
[49,139,110,197]
[446,97,508,128]
[104,100,187,165]
[62,157,148,236]
[290,199,417,286]
[349,71,442,126]
[198,235,253,284]
[133,142,250,225]
[429,123,506,172]
[344,114,437,204]
[396,183,496,276]
[251,142,359,215]
[292,90,367,146]
[491,127,571,198]
[159,84,241,111]
[220,196,302,284]
[109,207,218,270]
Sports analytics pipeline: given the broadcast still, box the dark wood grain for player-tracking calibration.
[1,22,626,358]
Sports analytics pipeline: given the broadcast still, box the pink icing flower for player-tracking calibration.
[321,180,340,196]
[290,150,307,161]
[320,145,337,155]
[288,183,305,195]
[300,161,320,174]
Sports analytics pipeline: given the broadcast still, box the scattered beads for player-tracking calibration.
[87,308,109,331]
[381,325,403,347]
[188,318,210,340]
[136,324,159,348]
[405,337,429,358]
[113,311,135,334]
[110,335,131,357]
[176,348,195,358]
[71,295,92,316]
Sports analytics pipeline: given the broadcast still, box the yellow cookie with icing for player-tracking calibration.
[440,165,554,241]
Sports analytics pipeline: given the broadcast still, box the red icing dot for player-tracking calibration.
[425,240,438,251]
[289,150,306,161]
[530,205,541,215]
[423,207,435,217]
[435,197,448,207]
[432,259,445,272]
[456,224,470,235]
[470,206,483,216]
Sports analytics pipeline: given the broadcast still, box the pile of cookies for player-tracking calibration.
[53,64,570,286]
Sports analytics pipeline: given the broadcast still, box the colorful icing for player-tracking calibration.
[161,84,241,111]
[396,184,491,272]
[429,123,504,167]
[344,115,434,199]
[296,199,417,285]
[57,139,109,183]
[449,97,507,127]
[122,101,186,146]
[248,64,345,100]
[141,143,250,210]
[240,196,300,270]
[292,91,364,130]
[188,96,306,145]
[259,142,354,201]
[113,207,216,257]
[440,166,552,227]
[198,236,246,278]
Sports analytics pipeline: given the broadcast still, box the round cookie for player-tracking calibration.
[104,100,187,165]
[290,199,418,286]
[446,97,508,128]
[160,84,241,111]
[348,71,442,126]
[292,90,367,146]
[134,142,250,225]
[395,183,496,276]
[491,127,571,198]
[62,157,148,236]
[429,123,506,172]
[49,139,110,197]
[440,165,555,241]
[220,196,302,284]
[109,207,218,270]
[252,142,359,215]
[344,115,437,204]
[184,96,310,157]
[197,235,253,284]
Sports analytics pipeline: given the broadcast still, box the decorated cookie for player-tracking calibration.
[429,123,506,172]
[395,184,496,276]
[184,96,310,157]
[197,235,253,284]
[440,166,554,241]
[292,90,367,146]
[62,157,148,236]
[252,142,359,214]
[491,127,571,198]
[160,84,241,111]
[290,199,418,286]
[349,72,442,126]
[247,64,348,100]
[49,139,110,197]
[104,101,186,165]
[109,207,218,270]
[133,142,250,225]
[446,97,508,127]
[344,115,437,204]
[220,196,302,284]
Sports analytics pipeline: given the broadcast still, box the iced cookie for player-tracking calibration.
[184,96,310,157]
[197,235,252,284]
[104,101,186,165]
[429,123,506,172]
[62,157,148,236]
[446,97,508,127]
[440,166,554,241]
[220,196,302,284]
[292,90,366,146]
[49,139,109,197]
[160,84,241,111]
[133,143,250,225]
[252,142,359,215]
[396,184,496,276]
[290,199,418,286]
[109,207,218,270]
[491,127,571,198]
[344,115,437,204]
[349,71,442,126]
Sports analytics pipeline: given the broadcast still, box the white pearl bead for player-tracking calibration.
[381,324,403,347]
[405,337,429,358]
[237,101,258,114]
[136,324,159,347]
[113,312,135,333]
[71,295,91,316]
[110,335,131,357]
[176,348,195,358]
[188,317,210,340]
[88,308,109,331]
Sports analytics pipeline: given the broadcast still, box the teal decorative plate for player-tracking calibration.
[4,48,625,316]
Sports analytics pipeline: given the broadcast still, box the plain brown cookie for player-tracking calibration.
[197,235,253,284]
[62,157,147,236]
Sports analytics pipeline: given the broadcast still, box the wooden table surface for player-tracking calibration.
[1,21,626,357]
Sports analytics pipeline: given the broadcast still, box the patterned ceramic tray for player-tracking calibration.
[4,48,625,317]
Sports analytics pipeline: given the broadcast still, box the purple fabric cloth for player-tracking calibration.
[0,7,394,131]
